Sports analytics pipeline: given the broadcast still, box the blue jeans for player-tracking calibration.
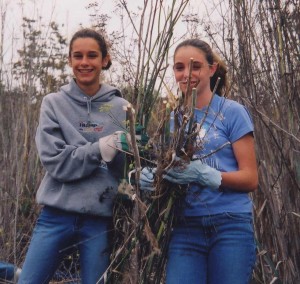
[18,206,111,284]
[166,213,256,284]
[0,261,15,280]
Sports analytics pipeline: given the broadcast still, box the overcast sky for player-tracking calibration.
[3,0,205,40]
[1,0,219,90]
[2,0,211,67]
[5,0,98,39]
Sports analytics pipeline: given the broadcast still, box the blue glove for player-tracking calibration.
[163,159,221,190]
[140,167,156,191]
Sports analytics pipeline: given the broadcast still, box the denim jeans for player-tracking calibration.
[18,206,111,284]
[0,261,15,281]
[166,213,256,284]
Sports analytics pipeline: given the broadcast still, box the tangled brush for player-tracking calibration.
[102,59,220,284]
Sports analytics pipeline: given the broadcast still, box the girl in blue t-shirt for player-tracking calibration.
[141,39,258,284]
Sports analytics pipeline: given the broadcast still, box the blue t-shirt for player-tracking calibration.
[170,95,254,216]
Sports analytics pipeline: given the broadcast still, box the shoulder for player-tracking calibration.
[114,96,130,105]
[41,90,66,109]
[43,91,61,101]
[216,97,254,141]
[213,96,252,120]
[108,87,130,106]
[214,96,244,112]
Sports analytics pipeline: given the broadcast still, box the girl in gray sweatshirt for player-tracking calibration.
[18,28,129,284]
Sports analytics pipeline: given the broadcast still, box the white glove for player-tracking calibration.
[99,131,132,162]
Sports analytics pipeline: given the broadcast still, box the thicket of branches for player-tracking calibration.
[0,0,299,283]
[200,1,300,282]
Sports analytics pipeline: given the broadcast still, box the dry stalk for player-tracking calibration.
[125,103,141,284]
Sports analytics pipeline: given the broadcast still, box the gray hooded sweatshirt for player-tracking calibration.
[35,79,129,216]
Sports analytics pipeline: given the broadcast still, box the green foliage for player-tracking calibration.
[12,17,69,95]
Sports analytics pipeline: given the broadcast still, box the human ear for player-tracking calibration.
[102,54,111,68]
[210,63,218,77]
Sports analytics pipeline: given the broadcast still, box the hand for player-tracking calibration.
[140,167,156,191]
[163,159,221,190]
[99,131,132,162]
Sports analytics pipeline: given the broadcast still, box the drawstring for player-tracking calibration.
[84,97,92,126]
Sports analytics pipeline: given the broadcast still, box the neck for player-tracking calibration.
[196,91,213,109]
[75,80,101,97]
[82,85,101,97]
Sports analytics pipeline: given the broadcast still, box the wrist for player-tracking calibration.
[197,164,222,190]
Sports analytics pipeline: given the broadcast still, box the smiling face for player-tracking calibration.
[173,45,217,97]
[69,37,109,96]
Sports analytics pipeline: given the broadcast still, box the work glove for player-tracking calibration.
[99,131,132,162]
[163,159,222,190]
[140,167,156,191]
